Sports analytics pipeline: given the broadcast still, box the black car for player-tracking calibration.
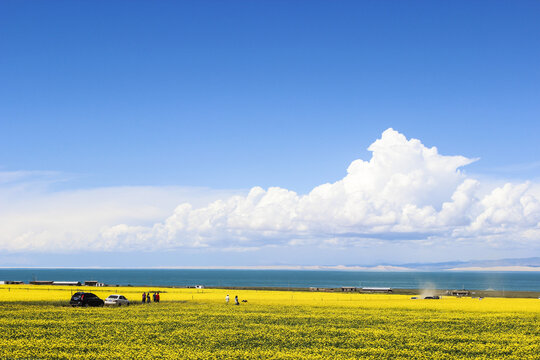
[70,292,104,307]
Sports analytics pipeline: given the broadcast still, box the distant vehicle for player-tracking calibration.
[70,292,104,307]
[423,296,440,300]
[104,294,130,306]
[410,297,418,299]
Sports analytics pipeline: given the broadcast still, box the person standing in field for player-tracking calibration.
[156,292,160,302]
[152,292,156,302]
[147,292,151,303]
[142,292,146,304]
[234,295,239,305]
[225,294,229,304]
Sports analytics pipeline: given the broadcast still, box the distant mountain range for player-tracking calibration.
[250,257,540,271]
[395,257,540,271]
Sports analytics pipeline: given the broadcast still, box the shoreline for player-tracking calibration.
[4,283,538,299]
[192,286,540,298]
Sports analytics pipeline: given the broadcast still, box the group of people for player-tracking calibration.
[141,292,160,304]
[225,294,241,305]
[140,292,245,305]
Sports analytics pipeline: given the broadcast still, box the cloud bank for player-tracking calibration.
[2,128,540,253]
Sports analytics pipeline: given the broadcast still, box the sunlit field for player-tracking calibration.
[1,285,539,359]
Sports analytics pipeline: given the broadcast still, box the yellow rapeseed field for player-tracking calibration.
[0,285,539,359]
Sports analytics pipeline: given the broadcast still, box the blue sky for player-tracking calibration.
[1,1,539,268]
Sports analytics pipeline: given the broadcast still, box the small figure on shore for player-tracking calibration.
[153,292,157,302]
[142,292,146,304]
[156,292,160,303]
[234,295,239,305]
[225,294,229,304]
[146,292,151,303]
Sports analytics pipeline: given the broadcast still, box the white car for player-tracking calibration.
[104,294,130,306]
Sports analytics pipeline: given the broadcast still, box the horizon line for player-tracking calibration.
[1,265,540,272]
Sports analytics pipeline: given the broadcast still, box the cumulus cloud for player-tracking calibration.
[95,128,540,251]
[0,180,243,252]
[2,128,540,253]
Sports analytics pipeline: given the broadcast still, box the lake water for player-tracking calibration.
[1,269,539,291]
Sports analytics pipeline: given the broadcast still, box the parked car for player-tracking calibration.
[104,294,130,306]
[70,292,104,307]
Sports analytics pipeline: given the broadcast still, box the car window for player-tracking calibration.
[109,295,118,299]
[120,296,126,300]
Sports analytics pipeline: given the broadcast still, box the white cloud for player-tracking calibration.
[2,128,540,253]
[0,179,243,252]
[97,128,540,251]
